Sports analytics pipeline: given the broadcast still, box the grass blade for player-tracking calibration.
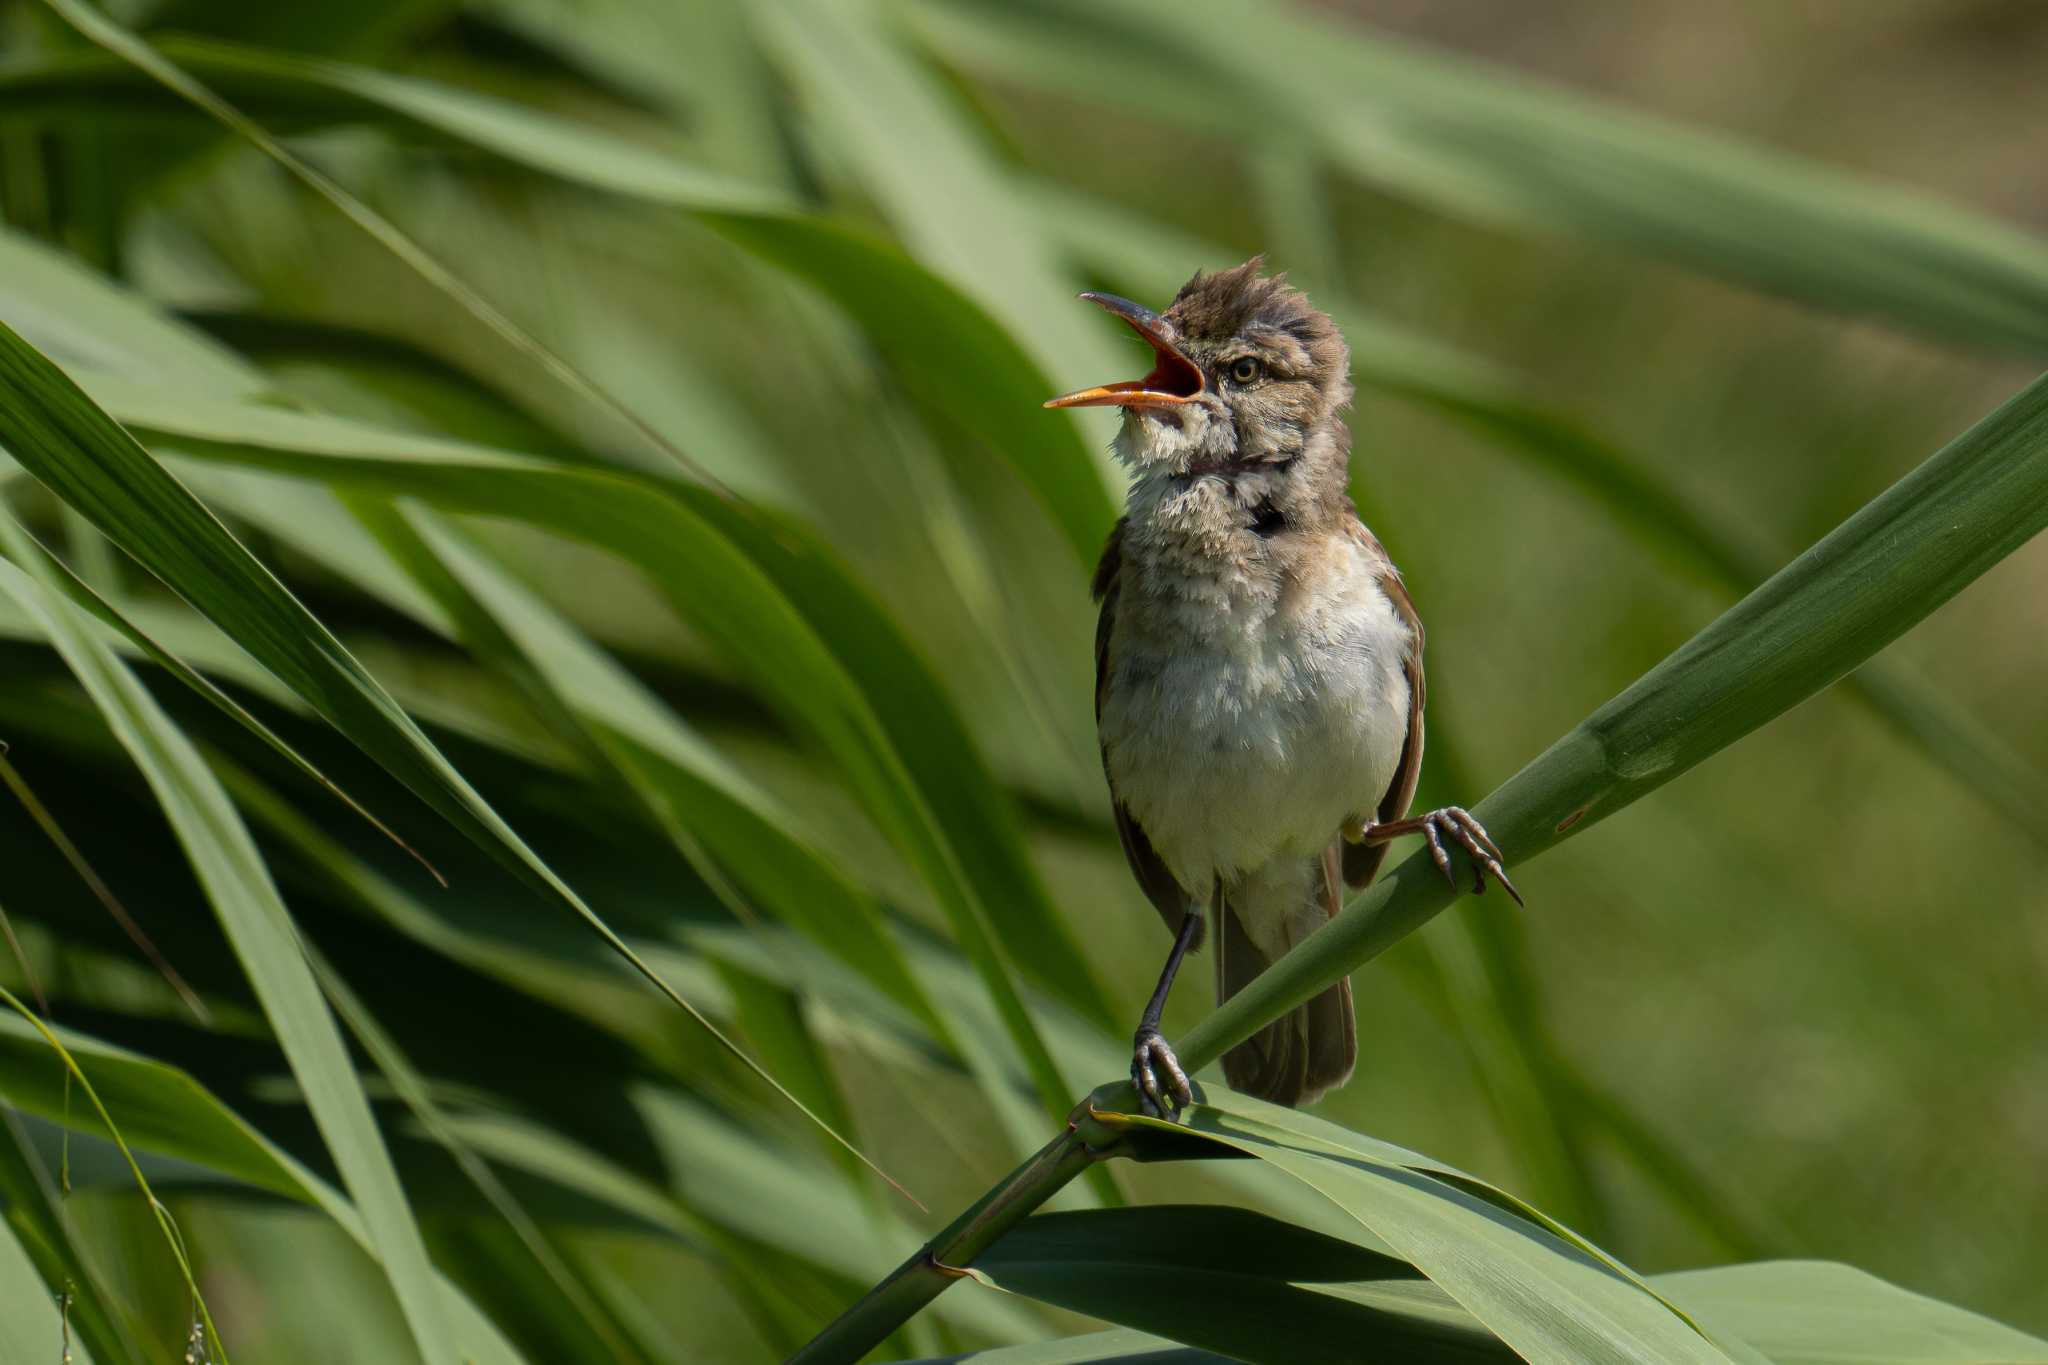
[369,503,953,1046]
[0,1008,539,1365]
[1,510,441,882]
[0,1109,144,1365]
[747,0,1124,511]
[305,944,644,1365]
[0,737,205,1020]
[0,225,270,400]
[35,0,733,491]
[0,988,224,1363]
[0,321,900,1192]
[0,541,459,1364]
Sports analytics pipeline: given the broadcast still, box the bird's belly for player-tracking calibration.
[1103,592,1411,888]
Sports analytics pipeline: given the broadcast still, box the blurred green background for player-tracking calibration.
[0,0,2044,1360]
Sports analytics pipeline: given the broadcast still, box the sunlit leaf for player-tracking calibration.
[1092,1097,1725,1365]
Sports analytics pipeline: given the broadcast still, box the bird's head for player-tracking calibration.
[1046,258,1353,527]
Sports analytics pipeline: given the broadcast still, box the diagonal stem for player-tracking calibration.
[788,1119,1105,1364]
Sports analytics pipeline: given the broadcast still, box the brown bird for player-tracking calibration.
[1046,259,1519,1117]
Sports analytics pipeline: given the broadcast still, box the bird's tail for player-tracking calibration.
[1213,853,1357,1108]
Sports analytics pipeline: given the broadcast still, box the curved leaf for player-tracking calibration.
[0,542,459,1364]
[969,1204,1510,1363]
[745,0,1126,522]
[0,319,893,1184]
[0,226,269,400]
[1094,1101,1729,1365]
[2,505,439,881]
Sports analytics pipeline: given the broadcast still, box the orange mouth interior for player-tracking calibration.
[1044,309,1204,409]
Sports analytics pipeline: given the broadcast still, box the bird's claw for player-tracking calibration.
[1419,807,1523,907]
[1131,1026,1193,1119]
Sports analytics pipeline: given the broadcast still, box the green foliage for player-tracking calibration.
[0,1,2043,1361]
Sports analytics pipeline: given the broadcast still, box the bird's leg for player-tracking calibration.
[1344,806,1523,906]
[1131,904,1202,1119]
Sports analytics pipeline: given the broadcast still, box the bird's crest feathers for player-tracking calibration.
[1164,256,1347,380]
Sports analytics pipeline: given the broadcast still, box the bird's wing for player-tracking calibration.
[1342,516,1426,890]
[1095,518,1198,937]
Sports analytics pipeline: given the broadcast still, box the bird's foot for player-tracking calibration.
[1131,1026,1193,1120]
[1417,807,1522,906]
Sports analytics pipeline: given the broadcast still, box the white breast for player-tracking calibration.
[1101,529,1413,891]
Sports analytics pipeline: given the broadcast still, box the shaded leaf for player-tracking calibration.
[0,1011,537,1365]
[970,1204,1510,1363]
[1095,1096,1728,1365]
[885,1328,1230,1364]
[0,539,460,1363]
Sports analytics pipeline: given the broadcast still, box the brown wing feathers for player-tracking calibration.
[1342,517,1425,890]
[1096,520,1200,941]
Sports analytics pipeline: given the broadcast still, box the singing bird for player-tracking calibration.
[1047,259,1520,1117]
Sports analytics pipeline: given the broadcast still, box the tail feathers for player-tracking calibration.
[1216,897,1356,1108]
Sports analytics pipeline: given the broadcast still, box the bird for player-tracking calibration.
[1045,258,1519,1118]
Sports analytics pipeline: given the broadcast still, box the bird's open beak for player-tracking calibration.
[1043,293,1205,409]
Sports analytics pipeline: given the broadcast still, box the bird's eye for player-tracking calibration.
[1229,357,1261,385]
